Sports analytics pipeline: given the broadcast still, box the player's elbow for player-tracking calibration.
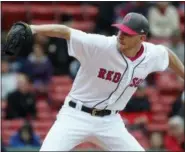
[168,49,184,80]
[53,25,71,40]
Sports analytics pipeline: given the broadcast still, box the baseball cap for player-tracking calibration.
[112,12,149,35]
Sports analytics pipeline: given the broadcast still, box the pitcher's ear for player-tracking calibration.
[140,35,146,41]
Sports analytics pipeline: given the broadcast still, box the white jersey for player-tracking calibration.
[66,29,169,110]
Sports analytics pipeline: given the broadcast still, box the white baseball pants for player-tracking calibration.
[40,100,145,151]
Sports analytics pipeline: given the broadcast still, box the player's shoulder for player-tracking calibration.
[143,41,168,58]
[86,33,116,49]
[86,32,116,42]
[143,41,155,48]
[143,41,166,52]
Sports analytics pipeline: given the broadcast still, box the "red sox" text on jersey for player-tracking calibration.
[97,68,143,87]
[97,68,121,83]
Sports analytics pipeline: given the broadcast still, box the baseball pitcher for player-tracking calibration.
[4,12,184,151]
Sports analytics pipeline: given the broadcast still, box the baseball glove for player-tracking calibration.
[3,21,33,56]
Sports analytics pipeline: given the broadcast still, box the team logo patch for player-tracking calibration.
[123,15,131,23]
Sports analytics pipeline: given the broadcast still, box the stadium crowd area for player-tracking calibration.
[1,1,184,151]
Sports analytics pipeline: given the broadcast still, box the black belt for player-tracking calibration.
[69,101,119,117]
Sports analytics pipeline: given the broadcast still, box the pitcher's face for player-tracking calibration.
[117,31,145,50]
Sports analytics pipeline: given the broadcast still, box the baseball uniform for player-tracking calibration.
[40,13,169,151]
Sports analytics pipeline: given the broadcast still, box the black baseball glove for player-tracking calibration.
[3,21,33,56]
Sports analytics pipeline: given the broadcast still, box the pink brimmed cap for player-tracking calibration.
[112,12,149,35]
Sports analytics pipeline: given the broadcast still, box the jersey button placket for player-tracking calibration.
[108,67,130,105]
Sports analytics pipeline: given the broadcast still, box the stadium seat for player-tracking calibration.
[48,76,73,109]
[139,139,150,149]
[79,4,99,20]
[37,112,52,120]
[69,21,95,31]
[28,4,57,20]
[2,120,12,130]
[180,23,185,34]
[57,4,98,18]
[131,130,145,140]
[120,112,151,124]
[178,9,184,23]
[82,5,98,16]
[2,3,28,30]
[2,119,25,145]
[130,130,150,149]
[145,87,158,97]
[2,111,6,119]
[151,103,171,113]
[51,76,72,85]
[148,93,159,103]
[50,92,66,102]
[158,95,177,105]
[56,2,80,5]
[2,101,7,110]
[2,129,16,145]
[152,113,168,123]
[51,111,58,119]
[155,72,183,92]
[31,19,59,24]
[2,139,9,146]
[57,5,81,15]
[26,1,55,5]
[49,85,72,96]
[36,101,50,112]
[32,120,53,131]
[2,2,27,5]
[2,119,24,130]
[147,123,168,132]
[49,76,72,103]
[35,130,47,140]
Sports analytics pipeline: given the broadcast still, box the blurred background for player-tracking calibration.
[1,1,184,152]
